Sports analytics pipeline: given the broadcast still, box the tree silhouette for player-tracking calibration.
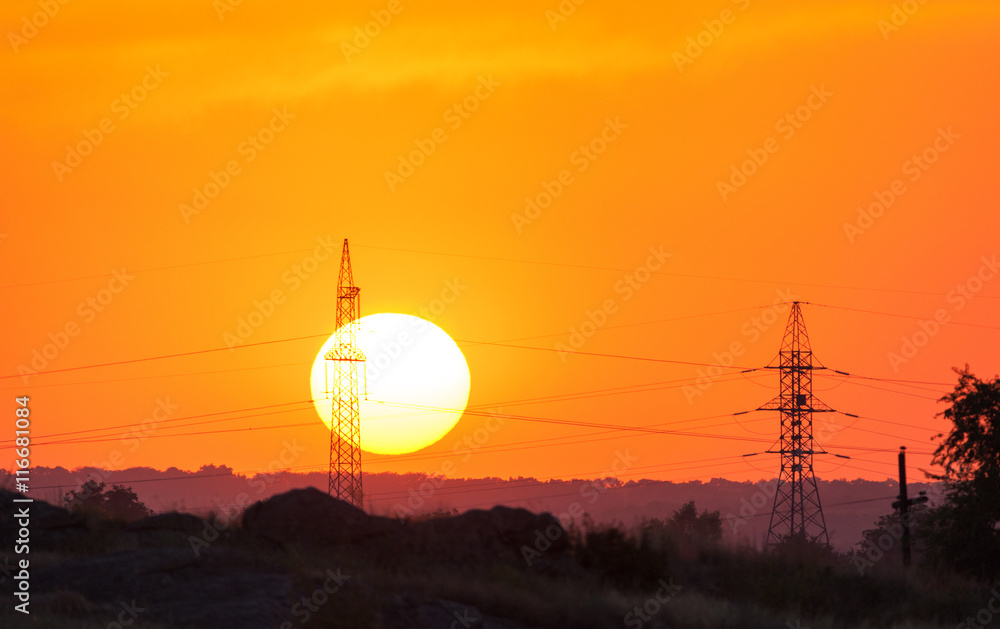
[666,500,723,543]
[64,480,153,521]
[922,366,1000,579]
[852,505,929,571]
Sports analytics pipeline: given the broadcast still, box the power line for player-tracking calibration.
[0,333,332,381]
[854,414,942,433]
[0,368,762,446]
[460,339,758,369]
[7,240,998,302]
[2,308,776,390]
[816,370,953,389]
[1,331,757,383]
[363,414,769,466]
[4,375,942,472]
[362,401,940,456]
[0,245,323,290]
[831,378,944,401]
[730,496,900,522]
[14,398,938,459]
[0,361,311,392]
[812,303,1000,330]
[493,306,779,343]
[4,308,967,392]
[357,244,1000,300]
[0,400,316,446]
[16,407,764,450]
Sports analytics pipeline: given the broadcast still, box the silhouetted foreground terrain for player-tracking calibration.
[1,488,992,628]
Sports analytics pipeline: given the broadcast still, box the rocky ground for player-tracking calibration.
[0,488,580,628]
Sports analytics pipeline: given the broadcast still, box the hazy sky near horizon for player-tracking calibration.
[2,0,999,486]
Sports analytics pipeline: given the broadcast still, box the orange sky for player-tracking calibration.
[2,0,999,487]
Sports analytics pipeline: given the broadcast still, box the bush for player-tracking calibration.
[64,481,153,521]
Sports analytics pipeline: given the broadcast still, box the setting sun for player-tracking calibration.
[309,312,471,455]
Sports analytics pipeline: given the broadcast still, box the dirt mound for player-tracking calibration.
[240,490,570,570]
[242,486,398,545]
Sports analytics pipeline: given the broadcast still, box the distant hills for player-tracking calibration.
[14,466,940,552]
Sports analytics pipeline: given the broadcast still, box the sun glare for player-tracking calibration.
[310,313,471,455]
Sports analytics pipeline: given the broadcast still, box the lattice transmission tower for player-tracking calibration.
[326,238,365,509]
[757,302,832,545]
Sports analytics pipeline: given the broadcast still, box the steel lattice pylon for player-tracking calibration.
[758,302,832,545]
[326,239,365,509]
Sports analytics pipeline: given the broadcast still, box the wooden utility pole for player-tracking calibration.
[892,446,928,568]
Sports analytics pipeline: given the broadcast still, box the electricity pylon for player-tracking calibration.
[326,239,365,509]
[758,302,832,545]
